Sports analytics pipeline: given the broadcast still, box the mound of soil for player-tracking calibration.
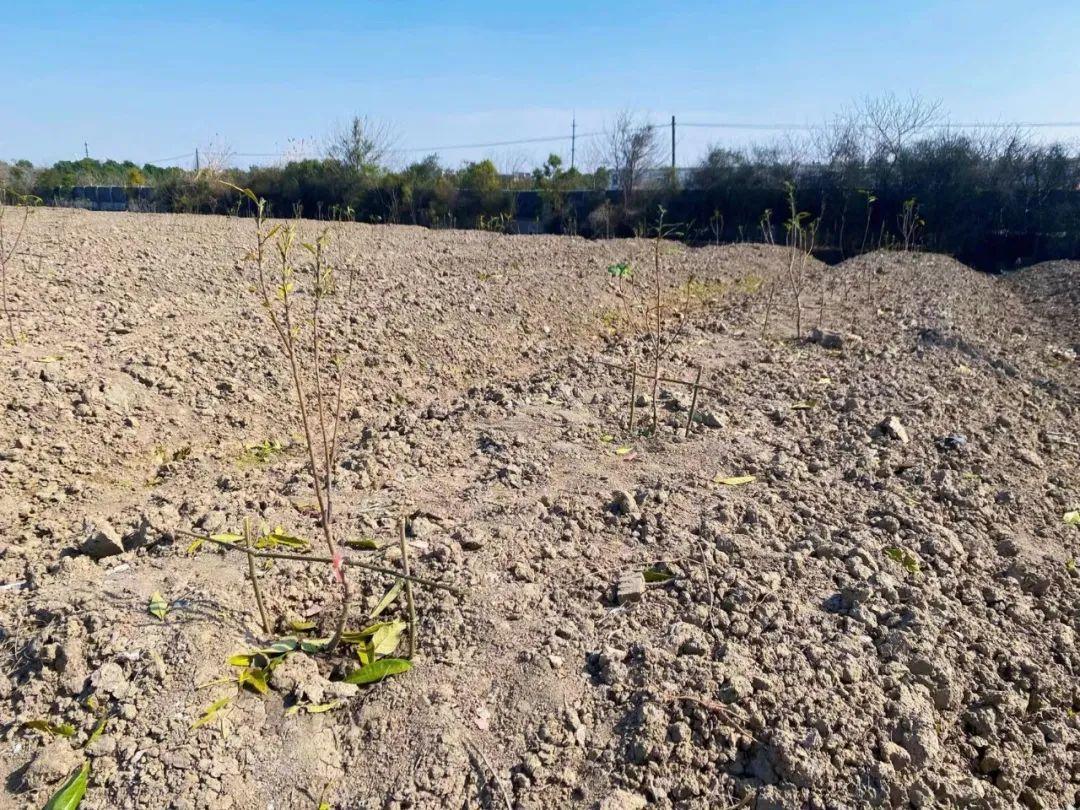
[1,214,1078,809]
[1006,260,1080,349]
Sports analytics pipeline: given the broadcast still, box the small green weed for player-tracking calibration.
[884,546,921,574]
[238,439,285,465]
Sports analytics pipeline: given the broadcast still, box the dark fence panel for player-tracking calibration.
[45,182,1080,271]
[53,186,153,211]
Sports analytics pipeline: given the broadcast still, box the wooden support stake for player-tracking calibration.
[629,365,638,433]
[685,366,702,438]
[177,529,462,594]
[244,518,271,634]
[400,518,418,659]
[596,359,723,397]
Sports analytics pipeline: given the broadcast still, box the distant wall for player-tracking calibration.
[52,186,154,211]
[43,183,1080,271]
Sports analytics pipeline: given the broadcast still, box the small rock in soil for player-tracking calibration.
[616,571,646,605]
[89,661,130,699]
[881,415,910,444]
[25,739,82,790]
[809,327,862,351]
[80,519,125,559]
[610,490,639,516]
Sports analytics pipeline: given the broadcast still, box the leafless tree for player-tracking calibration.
[327,115,397,174]
[598,110,662,207]
[278,136,318,167]
[857,92,943,160]
[491,148,530,176]
[197,134,235,176]
[747,136,808,188]
[814,107,867,172]
[490,148,535,189]
[813,108,868,255]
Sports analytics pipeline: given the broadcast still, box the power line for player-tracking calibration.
[400,119,1080,155]
[398,132,603,154]
[940,121,1080,129]
[681,120,1080,131]
[127,118,1080,167]
[145,152,196,164]
[680,122,812,130]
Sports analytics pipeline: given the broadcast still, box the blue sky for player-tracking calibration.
[2,0,1079,169]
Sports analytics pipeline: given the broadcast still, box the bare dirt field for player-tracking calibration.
[1,209,1078,809]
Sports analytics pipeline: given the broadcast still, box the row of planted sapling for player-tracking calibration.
[599,189,871,442]
[621,187,923,359]
[594,191,931,538]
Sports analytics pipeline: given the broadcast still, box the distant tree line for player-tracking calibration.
[3,97,1079,269]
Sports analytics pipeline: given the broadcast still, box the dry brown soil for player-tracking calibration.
[1,209,1078,809]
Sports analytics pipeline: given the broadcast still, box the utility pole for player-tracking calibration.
[195,148,200,172]
[570,116,576,171]
[670,116,676,170]
[84,142,89,159]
